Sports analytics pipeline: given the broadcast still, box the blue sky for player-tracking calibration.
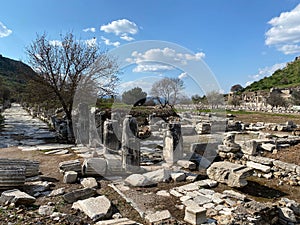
[1,0,300,96]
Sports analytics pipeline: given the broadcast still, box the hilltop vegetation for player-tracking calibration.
[244,57,300,92]
[0,54,36,102]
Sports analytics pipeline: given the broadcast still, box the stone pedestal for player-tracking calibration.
[122,115,140,171]
[184,206,207,225]
[163,123,183,164]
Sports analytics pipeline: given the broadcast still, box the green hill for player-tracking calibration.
[0,54,36,101]
[244,57,300,92]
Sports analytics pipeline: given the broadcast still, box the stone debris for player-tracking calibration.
[63,171,78,184]
[63,187,97,203]
[177,160,196,170]
[96,218,142,225]
[59,159,81,173]
[0,189,35,205]
[72,196,112,221]
[143,168,171,183]
[80,177,98,189]
[171,172,186,182]
[207,161,253,187]
[124,174,154,187]
[38,204,55,216]
[145,210,172,224]
[246,161,271,173]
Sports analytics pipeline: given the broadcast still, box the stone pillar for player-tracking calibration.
[88,107,102,148]
[77,103,90,145]
[163,122,183,164]
[103,119,121,153]
[122,115,140,171]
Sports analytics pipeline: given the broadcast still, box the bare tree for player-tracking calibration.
[150,77,184,107]
[26,33,119,139]
[206,90,224,109]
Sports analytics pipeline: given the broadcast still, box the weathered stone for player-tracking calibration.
[246,161,271,173]
[279,207,297,223]
[143,168,171,183]
[193,195,212,205]
[122,116,140,171]
[156,190,170,197]
[260,143,276,152]
[184,206,207,225]
[241,140,257,155]
[72,196,112,221]
[207,161,253,188]
[63,187,97,203]
[222,133,240,151]
[170,189,183,197]
[80,177,98,189]
[248,155,274,166]
[0,158,39,177]
[171,172,186,182]
[59,159,81,173]
[195,122,211,134]
[195,179,218,188]
[176,183,200,193]
[145,210,172,224]
[28,181,51,193]
[82,158,107,176]
[124,174,153,187]
[48,187,65,197]
[177,160,196,170]
[223,190,246,201]
[0,166,26,189]
[163,123,183,164]
[0,189,35,205]
[273,160,297,173]
[38,205,55,216]
[63,171,78,184]
[96,218,142,225]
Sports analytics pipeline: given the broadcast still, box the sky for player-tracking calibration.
[1,0,300,97]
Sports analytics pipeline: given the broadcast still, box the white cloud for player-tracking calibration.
[120,34,134,41]
[101,36,120,47]
[245,63,286,86]
[265,4,300,54]
[126,47,205,72]
[0,21,12,38]
[49,40,62,46]
[83,27,96,33]
[85,38,97,47]
[101,19,138,36]
[119,76,161,93]
[178,72,188,79]
[133,63,173,73]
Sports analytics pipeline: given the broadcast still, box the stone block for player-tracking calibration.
[260,143,276,152]
[124,174,154,187]
[145,210,171,224]
[72,196,112,221]
[0,189,35,205]
[82,158,107,176]
[81,177,98,189]
[177,160,196,170]
[207,161,253,188]
[184,206,207,225]
[63,171,77,184]
[63,187,97,203]
[143,168,171,183]
[246,161,271,173]
[171,172,186,182]
[223,190,246,201]
[241,140,257,155]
